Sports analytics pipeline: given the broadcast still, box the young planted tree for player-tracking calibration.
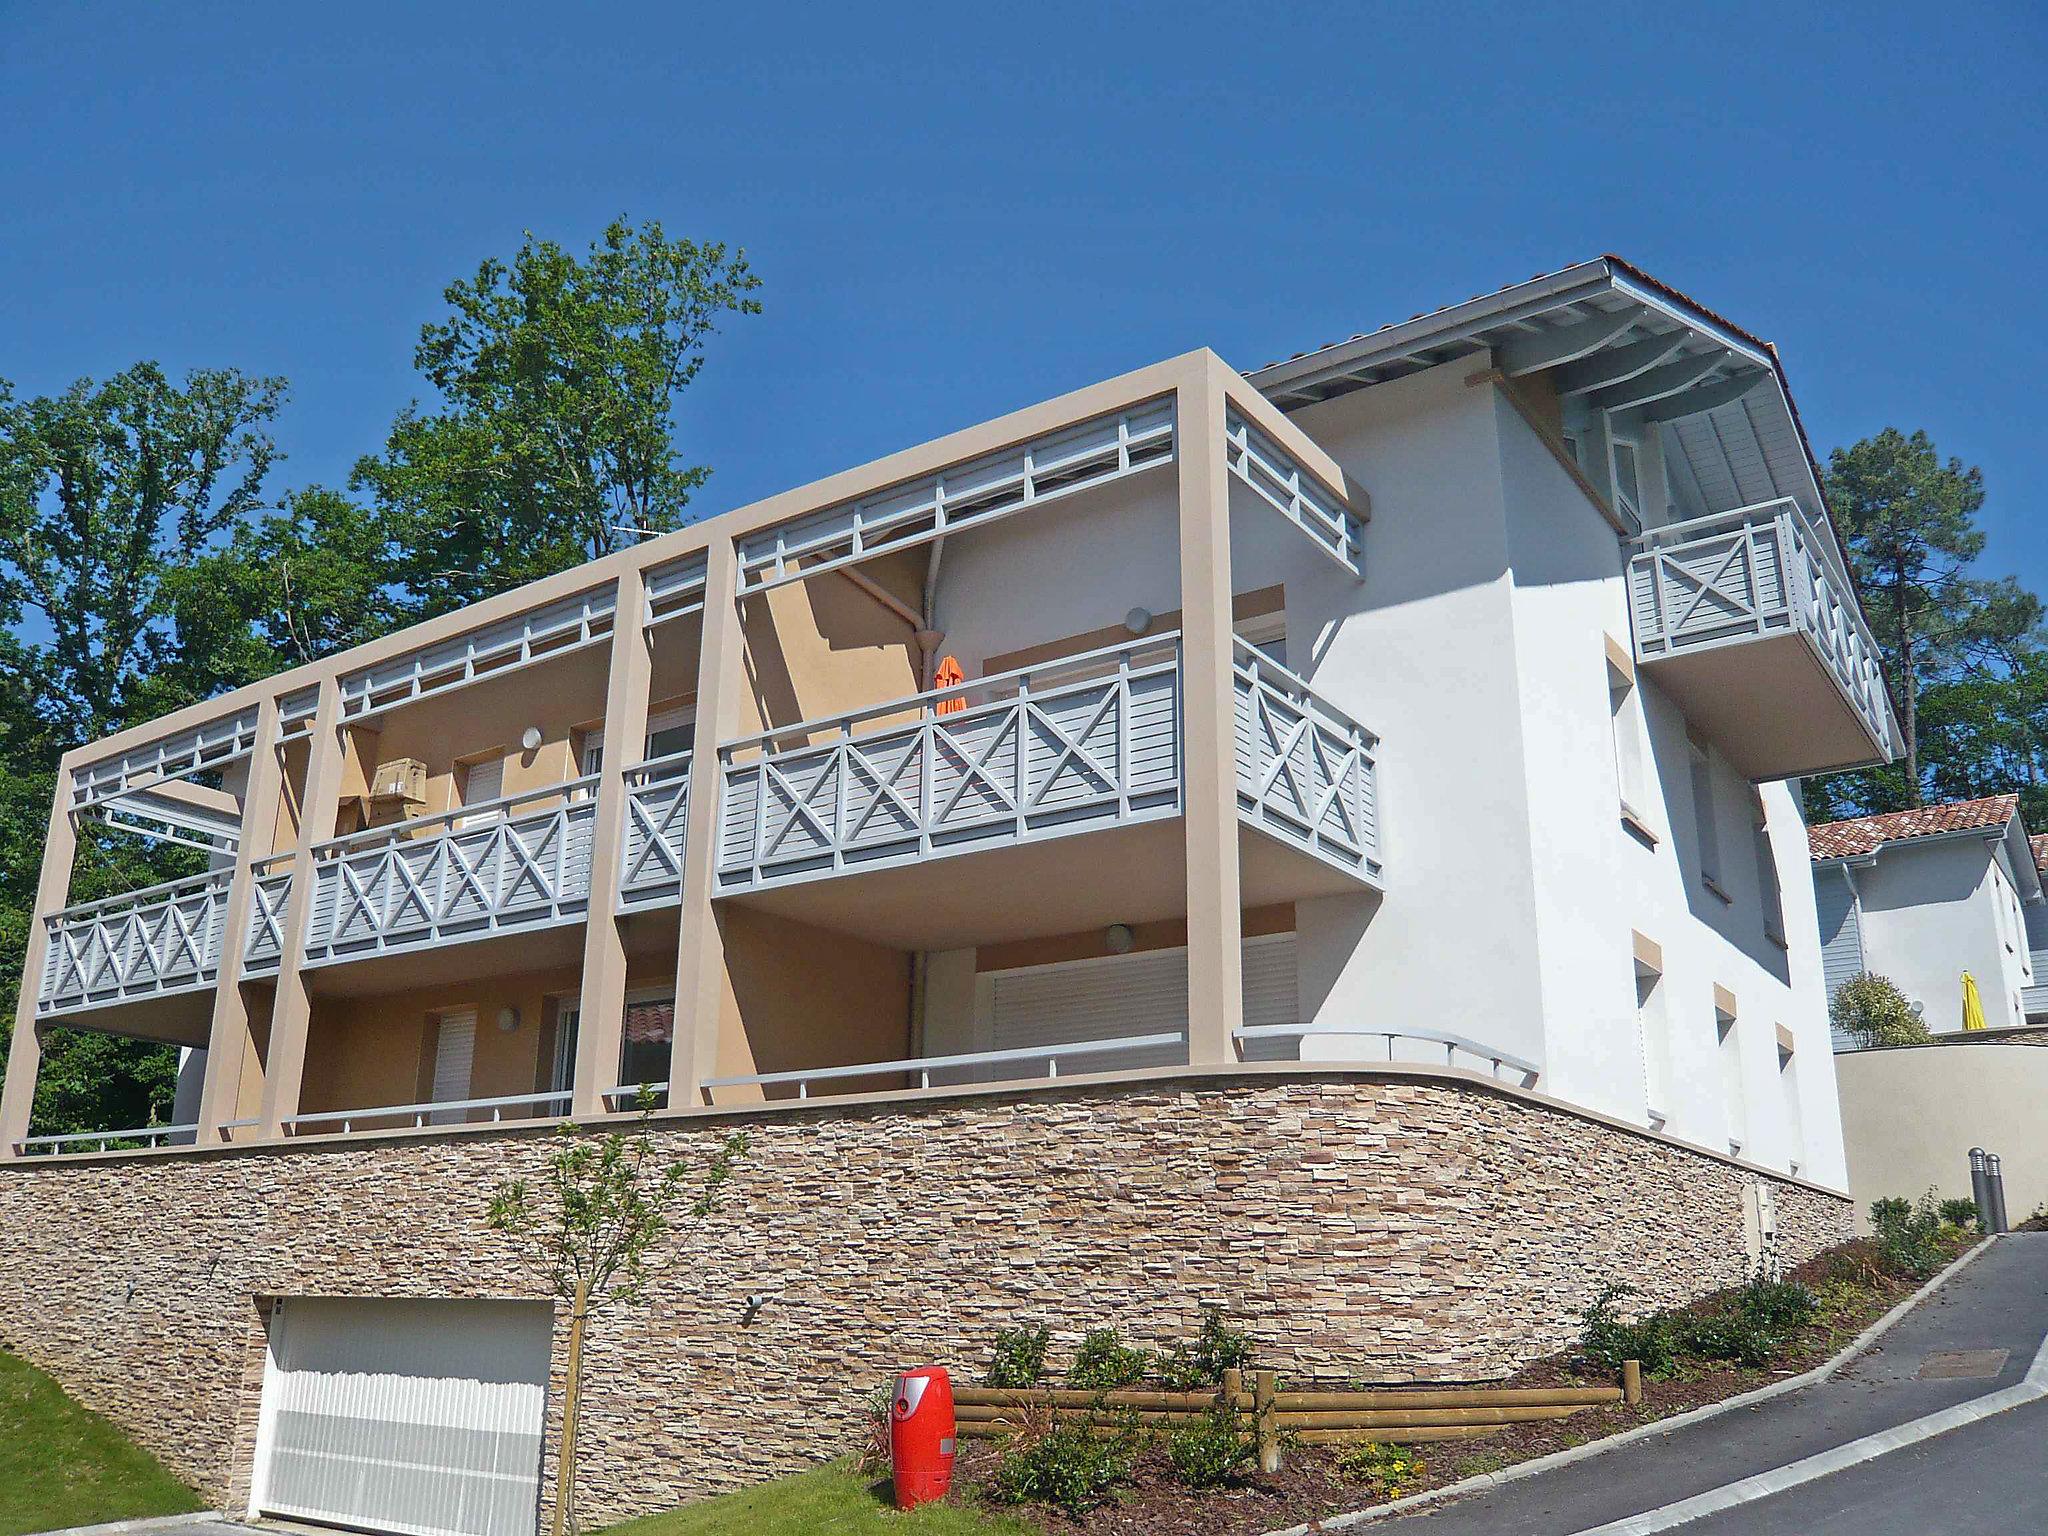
[359,217,762,618]
[487,1098,746,1536]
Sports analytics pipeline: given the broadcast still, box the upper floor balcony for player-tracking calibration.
[1627,498,1900,781]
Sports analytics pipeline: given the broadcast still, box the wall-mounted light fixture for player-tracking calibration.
[496,1006,522,1033]
[1123,608,1152,636]
[520,726,544,753]
[1105,923,1136,954]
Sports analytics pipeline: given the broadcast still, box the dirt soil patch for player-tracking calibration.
[937,1236,1968,1535]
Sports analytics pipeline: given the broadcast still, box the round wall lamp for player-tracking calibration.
[1104,923,1136,954]
[496,1006,522,1034]
[520,726,544,752]
[1123,607,1152,636]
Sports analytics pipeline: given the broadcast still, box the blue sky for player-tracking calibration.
[3,2,2043,587]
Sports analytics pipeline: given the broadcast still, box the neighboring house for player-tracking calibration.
[1809,795,2045,1044]
[0,257,1898,1531]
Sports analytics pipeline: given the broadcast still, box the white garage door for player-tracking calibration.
[253,1298,551,1536]
[981,933,1298,1073]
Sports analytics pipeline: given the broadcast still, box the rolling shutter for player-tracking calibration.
[429,1010,476,1125]
[984,934,1296,1072]
[1815,868,1863,1048]
[254,1298,550,1536]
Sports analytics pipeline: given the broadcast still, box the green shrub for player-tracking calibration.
[1938,1198,1981,1229]
[1069,1328,1151,1392]
[1157,1305,1254,1389]
[1577,1282,1678,1377]
[985,1324,1051,1388]
[1670,1306,1780,1367]
[1871,1190,1948,1279]
[986,1420,1136,1514]
[1830,974,1932,1048]
[1165,1407,1255,1489]
[1337,1440,1427,1499]
[1730,1273,1819,1335]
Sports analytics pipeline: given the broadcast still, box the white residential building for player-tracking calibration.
[1809,795,2046,1042]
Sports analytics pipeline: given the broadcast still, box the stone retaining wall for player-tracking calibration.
[0,1071,1849,1523]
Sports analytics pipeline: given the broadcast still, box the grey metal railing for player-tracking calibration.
[37,869,231,1017]
[1234,1023,1540,1085]
[1232,640,1381,881]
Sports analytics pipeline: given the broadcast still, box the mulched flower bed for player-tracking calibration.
[933,1234,1971,1535]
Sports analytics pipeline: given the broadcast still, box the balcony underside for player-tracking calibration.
[31,988,217,1044]
[718,815,1375,952]
[1641,630,1885,780]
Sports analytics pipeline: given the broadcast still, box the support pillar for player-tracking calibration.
[257,677,348,1137]
[671,537,745,1106]
[572,573,655,1118]
[0,765,79,1156]
[196,696,284,1141]
[1177,360,1245,1065]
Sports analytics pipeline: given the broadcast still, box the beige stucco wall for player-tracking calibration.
[736,557,923,739]
[1836,1042,2048,1231]
[0,1072,1848,1524]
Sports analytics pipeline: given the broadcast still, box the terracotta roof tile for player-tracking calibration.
[2031,833,2048,876]
[1808,795,2019,862]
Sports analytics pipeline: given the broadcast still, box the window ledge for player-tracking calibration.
[1702,874,1734,905]
[1619,804,1660,848]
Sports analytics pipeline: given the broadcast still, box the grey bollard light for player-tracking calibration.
[1970,1147,1994,1230]
[1986,1152,2011,1234]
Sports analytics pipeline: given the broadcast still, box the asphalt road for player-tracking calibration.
[1366,1233,2048,1536]
[1677,1393,2048,1535]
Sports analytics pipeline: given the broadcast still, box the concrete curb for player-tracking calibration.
[24,1516,229,1536]
[1263,1236,1997,1535]
[1570,1292,2048,1534]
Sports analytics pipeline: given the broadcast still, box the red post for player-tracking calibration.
[889,1367,956,1509]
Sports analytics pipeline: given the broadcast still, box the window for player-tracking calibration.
[1688,734,1725,899]
[579,706,697,778]
[1610,436,1644,526]
[548,1001,580,1095]
[457,754,505,828]
[1606,638,1651,837]
[1633,934,1669,1130]
[1561,429,1582,467]
[1235,614,1288,671]
[1751,789,1786,944]
[1716,989,1746,1156]
[1777,1031,1804,1176]
[619,990,676,1093]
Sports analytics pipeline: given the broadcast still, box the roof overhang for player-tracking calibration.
[1246,256,1829,540]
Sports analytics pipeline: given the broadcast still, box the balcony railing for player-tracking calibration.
[283,1089,573,1136]
[1233,641,1381,881]
[302,778,598,965]
[1627,498,1895,758]
[618,750,693,908]
[242,854,294,976]
[697,1029,1189,1101]
[1234,1023,1539,1086]
[37,869,230,1017]
[716,634,1184,893]
[12,1121,200,1156]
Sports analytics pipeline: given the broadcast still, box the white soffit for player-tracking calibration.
[1245,258,1823,527]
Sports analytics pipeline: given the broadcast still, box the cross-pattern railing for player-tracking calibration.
[38,870,230,1017]
[619,750,693,908]
[1233,641,1381,882]
[716,635,1183,892]
[303,778,598,965]
[242,855,294,975]
[1628,499,1897,758]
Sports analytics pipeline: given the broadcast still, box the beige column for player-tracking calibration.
[257,677,349,1137]
[571,574,655,1118]
[1177,360,1245,1064]
[0,766,79,1156]
[670,537,745,1105]
[196,696,284,1141]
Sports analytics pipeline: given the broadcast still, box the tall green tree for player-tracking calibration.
[358,218,761,618]
[0,363,287,1133]
[1821,428,1987,805]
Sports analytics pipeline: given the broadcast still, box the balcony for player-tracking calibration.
[708,633,1380,951]
[301,778,599,968]
[1627,499,1899,779]
[617,750,694,909]
[37,870,230,1020]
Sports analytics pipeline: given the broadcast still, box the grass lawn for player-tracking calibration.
[0,1350,203,1536]
[598,1462,1033,1536]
